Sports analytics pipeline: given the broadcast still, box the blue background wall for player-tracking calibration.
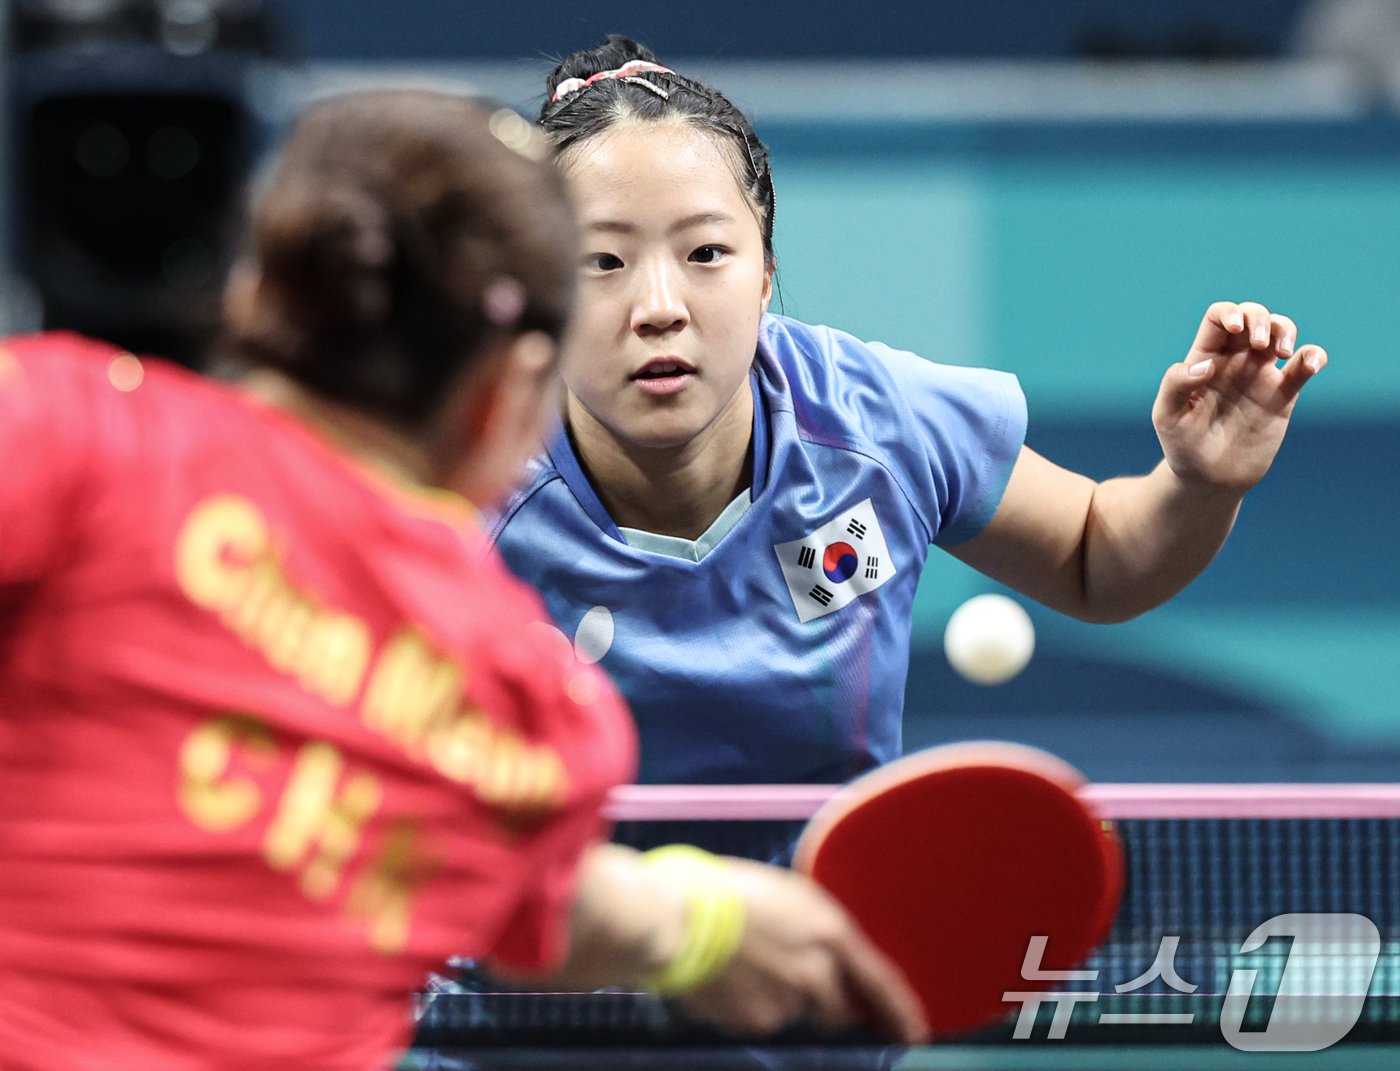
[762,117,1399,780]
[270,0,1314,61]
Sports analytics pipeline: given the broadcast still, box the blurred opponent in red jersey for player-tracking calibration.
[0,90,927,1070]
[0,330,634,1068]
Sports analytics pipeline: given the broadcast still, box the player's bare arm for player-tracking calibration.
[947,301,1327,623]
[496,842,928,1043]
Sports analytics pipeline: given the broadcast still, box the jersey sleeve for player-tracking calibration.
[470,578,638,974]
[482,786,607,972]
[0,335,103,585]
[771,317,1027,547]
[871,339,1027,546]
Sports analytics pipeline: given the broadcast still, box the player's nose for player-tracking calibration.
[631,258,688,337]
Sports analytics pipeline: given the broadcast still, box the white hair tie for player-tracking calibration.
[551,60,674,103]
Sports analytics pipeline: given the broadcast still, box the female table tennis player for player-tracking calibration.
[493,36,1330,803]
[0,89,925,1069]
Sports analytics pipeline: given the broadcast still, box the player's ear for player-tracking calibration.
[222,261,262,335]
[442,331,559,507]
[492,330,557,404]
[760,266,774,315]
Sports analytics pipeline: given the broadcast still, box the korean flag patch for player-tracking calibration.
[774,498,897,623]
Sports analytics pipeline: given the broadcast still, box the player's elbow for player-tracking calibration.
[1072,594,1162,625]
[1068,588,1157,624]
[1075,550,1168,623]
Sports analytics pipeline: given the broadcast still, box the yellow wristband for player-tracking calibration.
[641,844,747,996]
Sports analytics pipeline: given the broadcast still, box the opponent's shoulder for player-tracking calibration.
[0,331,129,395]
[1,330,235,417]
[3,329,125,363]
[0,332,153,462]
[458,537,638,777]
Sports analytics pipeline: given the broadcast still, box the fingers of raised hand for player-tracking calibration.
[1235,302,1276,350]
[1202,302,1305,364]
[1269,314,1298,357]
[1278,344,1328,401]
[1206,301,1246,336]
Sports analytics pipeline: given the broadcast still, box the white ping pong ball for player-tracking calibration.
[943,593,1035,685]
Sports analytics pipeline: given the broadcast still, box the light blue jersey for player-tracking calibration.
[491,314,1026,787]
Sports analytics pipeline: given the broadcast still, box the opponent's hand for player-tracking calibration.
[508,844,925,1043]
[1153,301,1327,494]
[678,857,929,1044]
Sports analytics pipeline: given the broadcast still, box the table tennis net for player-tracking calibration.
[414,785,1400,1048]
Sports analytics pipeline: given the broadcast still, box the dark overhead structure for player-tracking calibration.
[8,0,286,368]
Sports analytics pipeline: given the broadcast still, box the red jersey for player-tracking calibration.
[0,334,638,1070]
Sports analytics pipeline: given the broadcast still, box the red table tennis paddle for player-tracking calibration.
[793,741,1123,1038]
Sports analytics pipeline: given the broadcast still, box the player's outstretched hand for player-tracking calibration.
[516,843,926,1043]
[1153,301,1327,494]
[679,856,930,1044]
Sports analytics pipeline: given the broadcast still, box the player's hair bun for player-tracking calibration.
[545,34,663,100]
[255,181,395,330]
[227,90,576,427]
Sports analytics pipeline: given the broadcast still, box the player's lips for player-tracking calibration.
[629,357,695,396]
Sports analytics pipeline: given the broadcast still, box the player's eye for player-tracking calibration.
[688,245,727,265]
[585,252,624,272]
